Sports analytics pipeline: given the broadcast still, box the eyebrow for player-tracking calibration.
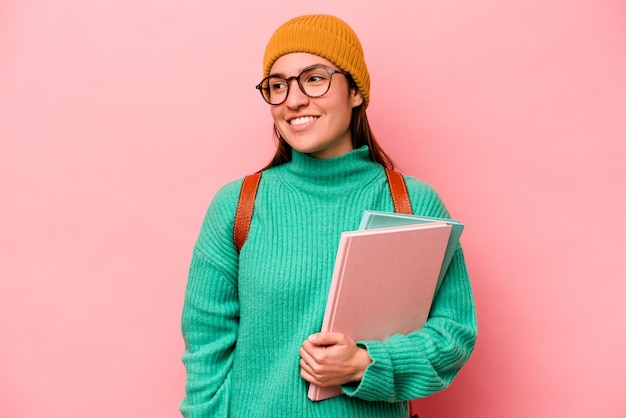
[268,64,335,78]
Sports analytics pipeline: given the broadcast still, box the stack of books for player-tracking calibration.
[308,211,464,401]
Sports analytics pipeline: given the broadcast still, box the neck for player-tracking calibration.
[271,146,381,197]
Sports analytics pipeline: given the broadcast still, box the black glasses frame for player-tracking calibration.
[255,65,348,105]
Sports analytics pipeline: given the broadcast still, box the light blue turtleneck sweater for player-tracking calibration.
[180,146,477,417]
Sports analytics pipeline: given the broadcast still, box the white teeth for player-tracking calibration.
[290,116,317,125]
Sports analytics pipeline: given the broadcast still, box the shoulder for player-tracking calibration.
[401,173,451,218]
[209,177,244,210]
[194,177,245,254]
[402,174,437,198]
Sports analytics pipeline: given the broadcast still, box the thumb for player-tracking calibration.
[307,332,344,346]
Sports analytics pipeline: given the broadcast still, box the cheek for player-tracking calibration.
[270,107,282,123]
[270,107,288,138]
[334,103,354,128]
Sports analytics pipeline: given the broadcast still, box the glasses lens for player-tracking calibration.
[300,67,332,98]
[259,76,288,105]
[257,67,335,105]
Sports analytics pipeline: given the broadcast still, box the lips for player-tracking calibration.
[289,116,319,125]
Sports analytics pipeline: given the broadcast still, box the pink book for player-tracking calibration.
[308,222,452,401]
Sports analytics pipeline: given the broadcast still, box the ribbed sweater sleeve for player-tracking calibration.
[342,177,477,401]
[180,181,241,418]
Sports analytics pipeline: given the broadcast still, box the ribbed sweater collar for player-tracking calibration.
[275,146,380,194]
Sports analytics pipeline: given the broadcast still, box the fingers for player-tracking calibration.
[299,337,336,386]
[299,345,316,371]
[299,356,322,386]
[299,349,333,387]
[298,333,369,387]
[300,332,353,364]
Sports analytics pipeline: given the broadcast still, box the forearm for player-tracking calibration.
[180,247,239,417]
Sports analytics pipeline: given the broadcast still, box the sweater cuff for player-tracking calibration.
[341,340,396,401]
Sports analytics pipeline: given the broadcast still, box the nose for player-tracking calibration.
[284,78,309,108]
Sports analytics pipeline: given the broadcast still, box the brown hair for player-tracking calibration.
[262,78,394,170]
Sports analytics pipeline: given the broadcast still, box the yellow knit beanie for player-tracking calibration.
[263,14,370,108]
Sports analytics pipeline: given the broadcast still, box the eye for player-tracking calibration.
[268,77,288,92]
[302,69,330,85]
[308,75,325,83]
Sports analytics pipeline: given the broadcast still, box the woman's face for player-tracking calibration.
[268,52,363,159]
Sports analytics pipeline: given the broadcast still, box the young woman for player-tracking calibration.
[180,14,477,418]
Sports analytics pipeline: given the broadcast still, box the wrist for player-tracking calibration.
[352,347,372,381]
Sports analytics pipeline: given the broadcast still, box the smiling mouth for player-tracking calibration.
[289,116,319,125]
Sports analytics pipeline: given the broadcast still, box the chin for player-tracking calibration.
[283,137,320,154]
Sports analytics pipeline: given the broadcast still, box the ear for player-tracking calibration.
[350,88,364,108]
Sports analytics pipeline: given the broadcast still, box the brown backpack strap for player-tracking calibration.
[385,168,413,214]
[233,171,262,253]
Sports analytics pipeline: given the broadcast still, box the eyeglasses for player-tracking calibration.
[256,65,348,105]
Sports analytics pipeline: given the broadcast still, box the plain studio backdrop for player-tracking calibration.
[1,1,625,417]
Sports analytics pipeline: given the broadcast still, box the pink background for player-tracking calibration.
[2,1,625,417]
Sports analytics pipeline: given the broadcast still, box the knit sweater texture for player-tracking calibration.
[180,146,477,417]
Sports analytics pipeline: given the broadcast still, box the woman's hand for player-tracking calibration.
[299,332,372,387]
